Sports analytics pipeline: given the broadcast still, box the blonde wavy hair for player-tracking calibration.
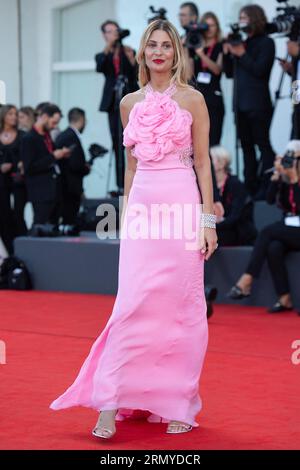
[210,146,232,174]
[136,19,189,88]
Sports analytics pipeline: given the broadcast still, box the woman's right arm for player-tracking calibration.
[194,48,222,76]
[120,94,137,223]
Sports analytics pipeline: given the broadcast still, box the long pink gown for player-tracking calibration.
[50,82,209,428]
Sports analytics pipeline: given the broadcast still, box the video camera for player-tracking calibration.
[225,0,300,47]
[148,5,167,23]
[184,22,209,49]
[88,143,108,166]
[223,23,249,46]
[266,0,300,41]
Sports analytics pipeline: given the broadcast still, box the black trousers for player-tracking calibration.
[237,109,275,196]
[12,183,28,236]
[217,226,238,246]
[32,200,62,225]
[61,191,81,225]
[0,185,15,254]
[207,104,225,147]
[108,106,125,190]
[31,178,63,225]
[246,220,300,296]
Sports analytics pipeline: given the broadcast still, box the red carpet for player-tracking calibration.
[0,290,299,450]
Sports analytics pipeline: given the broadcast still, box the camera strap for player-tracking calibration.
[288,184,297,215]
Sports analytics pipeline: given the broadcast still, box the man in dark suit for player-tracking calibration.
[223,4,276,200]
[21,104,71,225]
[95,20,139,194]
[55,108,91,225]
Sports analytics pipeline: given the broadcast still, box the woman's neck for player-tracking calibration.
[3,124,15,133]
[149,73,173,92]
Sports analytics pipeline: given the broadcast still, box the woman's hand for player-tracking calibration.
[201,227,218,261]
[1,163,13,174]
[270,170,280,182]
[53,147,71,160]
[18,161,24,175]
[222,41,230,55]
[282,166,299,184]
[278,59,293,74]
[213,201,225,218]
[227,42,246,57]
[270,155,284,181]
[195,46,204,57]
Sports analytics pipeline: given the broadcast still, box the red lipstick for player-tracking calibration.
[153,59,164,64]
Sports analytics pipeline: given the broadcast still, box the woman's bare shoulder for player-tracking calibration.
[120,89,145,111]
[177,85,204,102]
[184,87,205,105]
[176,85,205,116]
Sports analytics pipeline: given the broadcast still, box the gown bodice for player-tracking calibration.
[123,82,194,170]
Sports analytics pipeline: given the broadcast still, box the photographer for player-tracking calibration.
[279,39,300,139]
[0,105,27,254]
[223,4,276,200]
[211,146,257,246]
[95,20,139,195]
[55,108,91,226]
[178,2,199,79]
[21,104,71,226]
[191,12,225,146]
[228,140,300,313]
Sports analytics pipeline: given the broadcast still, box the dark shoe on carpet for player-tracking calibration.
[205,285,218,303]
[227,285,250,300]
[268,301,293,313]
[207,301,214,319]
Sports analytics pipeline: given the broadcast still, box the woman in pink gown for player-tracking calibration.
[50,19,218,438]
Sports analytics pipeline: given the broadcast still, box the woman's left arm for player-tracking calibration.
[194,48,222,75]
[190,90,218,260]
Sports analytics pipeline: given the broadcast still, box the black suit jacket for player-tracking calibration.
[95,46,139,112]
[55,127,90,196]
[223,34,275,113]
[21,127,60,203]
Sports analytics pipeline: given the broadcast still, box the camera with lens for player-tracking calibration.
[281,149,300,168]
[266,0,300,41]
[117,28,130,41]
[148,5,167,23]
[224,1,300,47]
[87,143,108,166]
[222,22,251,46]
[184,22,209,49]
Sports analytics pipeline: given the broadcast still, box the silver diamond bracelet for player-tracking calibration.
[200,213,217,229]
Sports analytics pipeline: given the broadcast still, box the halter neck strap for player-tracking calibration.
[144,82,177,97]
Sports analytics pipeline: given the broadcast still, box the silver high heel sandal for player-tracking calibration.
[166,421,193,434]
[92,410,118,439]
